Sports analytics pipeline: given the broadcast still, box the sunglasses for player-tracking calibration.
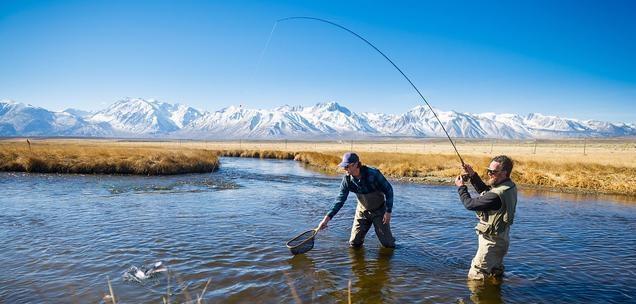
[486,169,502,175]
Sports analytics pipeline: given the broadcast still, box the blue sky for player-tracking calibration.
[1,0,634,123]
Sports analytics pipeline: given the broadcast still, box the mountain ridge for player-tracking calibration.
[0,98,634,139]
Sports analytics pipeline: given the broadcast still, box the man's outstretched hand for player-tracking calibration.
[318,215,331,230]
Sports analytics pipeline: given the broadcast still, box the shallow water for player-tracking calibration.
[1,157,635,303]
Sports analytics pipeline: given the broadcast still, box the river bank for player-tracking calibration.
[1,138,635,198]
[0,140,219,175]
[221,149,636,198]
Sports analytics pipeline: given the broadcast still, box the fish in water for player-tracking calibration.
[123,261,167,283]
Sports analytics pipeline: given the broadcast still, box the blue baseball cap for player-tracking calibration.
[338,152,359,167]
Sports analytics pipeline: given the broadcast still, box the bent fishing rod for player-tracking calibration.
[274,16,466,166]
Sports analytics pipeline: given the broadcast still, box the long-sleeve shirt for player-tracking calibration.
[457,173,507,212]
[327,166,393,218]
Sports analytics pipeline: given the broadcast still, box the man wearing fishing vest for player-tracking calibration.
[454,155,517,280]
[317,152,396,248]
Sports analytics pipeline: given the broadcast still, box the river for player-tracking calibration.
[1,157,635,303]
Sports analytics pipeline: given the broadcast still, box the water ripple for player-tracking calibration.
[1,158,635,303]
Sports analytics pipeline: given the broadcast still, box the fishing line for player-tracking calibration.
[238,22,280,109]
[257,21,279,71]
[273,16,466,166]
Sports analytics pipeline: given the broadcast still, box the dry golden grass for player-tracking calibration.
[204,139,636,197]
[214,148,636,196]
[217,149,296,160]
[2,138,635,196]
[0,140,219,175]
[322,152,636,196]
[293,151,341,172]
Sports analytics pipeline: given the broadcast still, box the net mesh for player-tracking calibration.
[286,230,316,255]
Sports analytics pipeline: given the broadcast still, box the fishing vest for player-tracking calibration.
[475,180,517,236]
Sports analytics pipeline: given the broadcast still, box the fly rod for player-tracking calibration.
[274,16,466,166]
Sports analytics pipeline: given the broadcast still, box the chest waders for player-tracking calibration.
[349,191,395,248]
[468,180,518,279]
[355,190,386,211]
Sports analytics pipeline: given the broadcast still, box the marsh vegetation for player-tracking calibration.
[1,138,634,196]
[0,139,219,175]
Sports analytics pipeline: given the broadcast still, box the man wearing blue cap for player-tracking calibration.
[317,152,396,248]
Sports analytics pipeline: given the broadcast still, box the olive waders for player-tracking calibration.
[349,190,395,248]
[468,180,517,279]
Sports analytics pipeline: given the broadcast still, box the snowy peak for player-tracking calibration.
[89,98,201,134]
[0,100,111,136]
[0,98,634,139]
[524,113,584,131]
[311,101,352,116]
[273,104,305,112]
[63,108,94,118]
[167,103,202,128]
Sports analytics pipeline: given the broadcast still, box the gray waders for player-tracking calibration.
[349,191,395,248]
[468,226,510,279]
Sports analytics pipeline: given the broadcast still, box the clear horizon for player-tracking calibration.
[1,0,634,123]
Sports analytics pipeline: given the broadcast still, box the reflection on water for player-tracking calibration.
[349,248,394,303]
[466,279,503,304]
[0,157,635,303]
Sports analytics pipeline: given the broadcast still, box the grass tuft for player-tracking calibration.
[0,140,219,175]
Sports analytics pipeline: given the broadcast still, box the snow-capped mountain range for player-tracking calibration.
[0,98,634,139]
